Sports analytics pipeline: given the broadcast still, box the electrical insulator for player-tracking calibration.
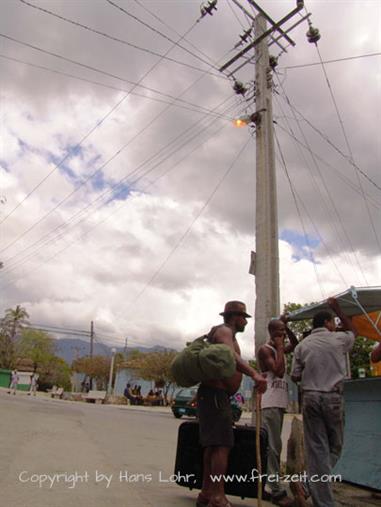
[233,80,247,95]
[306,25,321,44]
[200,0,217,17]
[240,28,252,43]
[269,55,278,70]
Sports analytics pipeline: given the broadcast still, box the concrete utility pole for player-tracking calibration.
[90,320,94,357]
[253,13,279,351]
[90,320,94,389]
[219,1,307,354]
[108,347,117,395]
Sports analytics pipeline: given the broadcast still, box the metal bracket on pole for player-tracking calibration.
[219,1,304,73]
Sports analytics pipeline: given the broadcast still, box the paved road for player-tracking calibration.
[0,392,272,507]
[1,391,378,507]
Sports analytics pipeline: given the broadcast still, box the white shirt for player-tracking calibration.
[261,344,289,409]
[291,327,355,392]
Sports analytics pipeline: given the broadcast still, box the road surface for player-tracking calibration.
[0,391,272,507]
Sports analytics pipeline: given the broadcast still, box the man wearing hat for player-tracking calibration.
[196,301,267,507]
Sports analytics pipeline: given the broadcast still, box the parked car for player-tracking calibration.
[171,387,242,422]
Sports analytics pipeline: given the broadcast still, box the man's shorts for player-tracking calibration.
[197,385,234,448]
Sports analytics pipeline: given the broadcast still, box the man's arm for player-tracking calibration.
[280,313,299,354]
[328,297,358,337]
[258,337,286,378]
[214,326,267,393]
[371,342,381,363]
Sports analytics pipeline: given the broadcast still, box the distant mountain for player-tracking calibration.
[53,337,169,365]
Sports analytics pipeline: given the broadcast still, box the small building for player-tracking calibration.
[0,369,34,391]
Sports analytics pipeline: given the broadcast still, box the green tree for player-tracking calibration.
[283,302,313,373]
[126,350,177,404]
[72,355,111,390]
[16,328,55,370]
[4,305,30,339]
[14,328,71,389]
[0,305,30,368]
[350,336,374,379]
[38,356,72,391]
[283,302,313,338]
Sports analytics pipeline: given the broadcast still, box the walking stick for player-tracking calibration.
[256,390,263,507]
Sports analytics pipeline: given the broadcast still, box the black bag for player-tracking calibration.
[174,421,268,499]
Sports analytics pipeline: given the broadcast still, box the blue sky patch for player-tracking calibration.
[91,170,108,191]
[0,160,9,172]
[110,183,132,202]
[280,229,320,262]
[48,152,79,184]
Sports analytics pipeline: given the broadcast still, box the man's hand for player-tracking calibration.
[279,313,289,324]
[273,334,285,349]
[327,297,340,313]
[327,296,358,337]
[253,373,267,394]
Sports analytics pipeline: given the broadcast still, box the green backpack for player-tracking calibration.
[170,326,236,388]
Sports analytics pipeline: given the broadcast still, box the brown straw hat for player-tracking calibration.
[219,301,252,318]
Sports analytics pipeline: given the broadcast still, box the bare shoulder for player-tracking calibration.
[213,324,234,345]
[258,343,271,358]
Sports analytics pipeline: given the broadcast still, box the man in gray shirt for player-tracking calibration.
[291,297,357,507]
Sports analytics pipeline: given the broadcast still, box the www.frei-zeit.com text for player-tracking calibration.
[18,470,342,489]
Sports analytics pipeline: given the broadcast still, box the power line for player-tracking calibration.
[0,53,233,121]
[133,0,220,65]
[0,19,230,245]
[25,325,91,338]
[1,100,240,280]
[29,322,91,334]
[278,93,381,194]
[276,124,381,211]
[274,130,325,298]
[0,98,242,281]
[0,92,237,265]
[92,335,115,354]
[274,96,353,279]
[275,149,347,287]
[17,0,222,78]
[105,0,221,72]
[123,135,252,314]
[281,51,381,70]
[313,42,381,253]
[274,78,364,282]
[227,0,248,30]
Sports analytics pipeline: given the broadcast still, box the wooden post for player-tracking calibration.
[256,391,263,506]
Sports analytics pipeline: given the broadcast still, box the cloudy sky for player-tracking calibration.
[0,0,380,357]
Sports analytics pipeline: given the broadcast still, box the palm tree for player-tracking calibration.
[0,305,30,369]
[4,305,30,340]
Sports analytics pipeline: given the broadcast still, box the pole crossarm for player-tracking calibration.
[228,12,310,76]
[219,1,304,73]
[230,0,287,53]
[246,0,298,46]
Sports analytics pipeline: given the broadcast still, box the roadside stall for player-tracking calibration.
[288,286,381,491]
